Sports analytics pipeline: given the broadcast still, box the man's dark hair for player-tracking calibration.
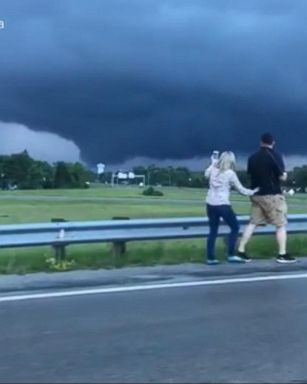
[261,132,274,145]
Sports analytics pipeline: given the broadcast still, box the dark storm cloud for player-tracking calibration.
[1,0,307,164]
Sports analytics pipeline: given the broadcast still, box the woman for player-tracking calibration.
[205,151,258,265]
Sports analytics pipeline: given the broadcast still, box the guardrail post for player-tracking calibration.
[112,217,130,260]
[51,218,67,262]
[53,243,66,261]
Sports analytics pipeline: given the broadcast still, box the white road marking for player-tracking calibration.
[1,272,307,303]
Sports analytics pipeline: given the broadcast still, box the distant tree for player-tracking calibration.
[167,166,175,186]
[131,165,208,188]
[39,161,55,189]
[236,170,249,187]
[3,150,36,188]
[53,162,72,188]
[292,166,307,190]
[190,172,206,188]
[132,166,146,176]
[146,164,160,186]
[0,151,100,190]
[67,163,87,188]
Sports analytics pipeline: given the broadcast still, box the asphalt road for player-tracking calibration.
[1,275,307,383]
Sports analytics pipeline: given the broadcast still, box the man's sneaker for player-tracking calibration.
[206,259,220,265]
[276,254,297,264]
[227,255,245,263]
[237,251,252,263]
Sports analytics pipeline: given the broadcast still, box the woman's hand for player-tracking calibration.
[210,155,218,165]
[280,172,287,181]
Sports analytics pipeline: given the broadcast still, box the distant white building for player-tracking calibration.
[111,170,145,187]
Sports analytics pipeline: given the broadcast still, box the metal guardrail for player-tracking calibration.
[0,214,307,260]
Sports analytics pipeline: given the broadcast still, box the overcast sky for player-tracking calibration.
[0,0,307,168]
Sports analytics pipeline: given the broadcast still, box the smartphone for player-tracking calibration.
[212,150,219,161]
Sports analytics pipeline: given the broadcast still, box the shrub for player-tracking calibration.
[142,186,164,196]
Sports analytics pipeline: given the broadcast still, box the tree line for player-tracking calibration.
[1,151,307,190]
[108,165,307,191]
[0,151,95,190]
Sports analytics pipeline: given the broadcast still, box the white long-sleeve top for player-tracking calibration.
[205,165,255,205]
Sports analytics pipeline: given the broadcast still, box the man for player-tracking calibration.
[237,133,296,263]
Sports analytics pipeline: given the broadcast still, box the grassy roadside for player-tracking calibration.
[1,235,307,275]
[0,186,207,200]
[0,188,254,224]
[0,186,307,274]
[0,195,305,224]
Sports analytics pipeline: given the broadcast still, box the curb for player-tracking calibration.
[0,257,306,294]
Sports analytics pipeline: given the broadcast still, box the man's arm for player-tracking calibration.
[274,152,287,181]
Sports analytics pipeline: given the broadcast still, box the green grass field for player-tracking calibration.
[0,185,307,274]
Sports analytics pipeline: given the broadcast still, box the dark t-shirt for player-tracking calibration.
[247,147,285,195]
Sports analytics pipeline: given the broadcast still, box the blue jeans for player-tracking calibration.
[206,204,240,260]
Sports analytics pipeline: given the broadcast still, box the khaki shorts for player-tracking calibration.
[250,195,287,227]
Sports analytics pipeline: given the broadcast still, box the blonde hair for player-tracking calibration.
[216,151,236,172]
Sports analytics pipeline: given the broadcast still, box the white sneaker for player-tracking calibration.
[227,255,245,263]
